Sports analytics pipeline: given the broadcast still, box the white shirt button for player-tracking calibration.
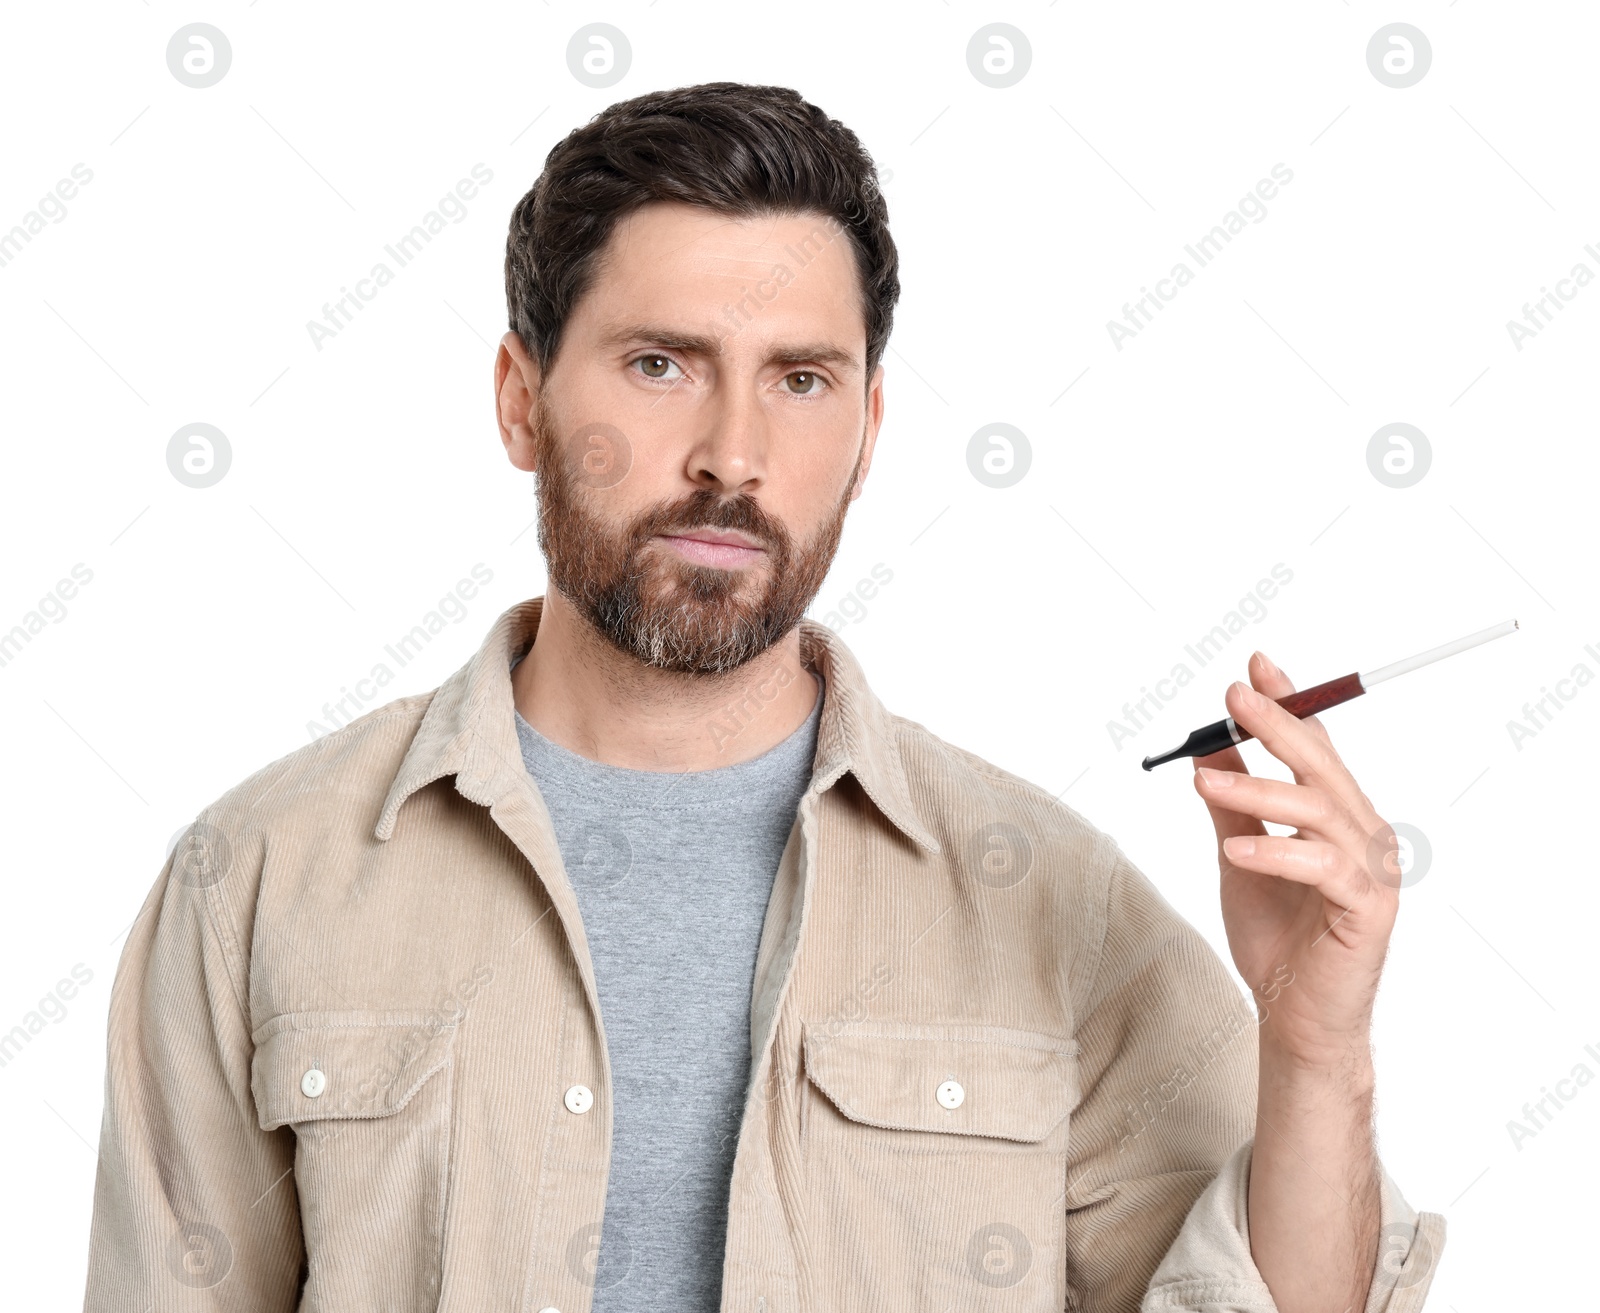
[536,1307,561,1313]
[301,1067,326,1098]
[936,1079,965,1109]
[564,1083,594,1115]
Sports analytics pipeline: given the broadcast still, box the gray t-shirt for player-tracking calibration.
[511,662,822,1310]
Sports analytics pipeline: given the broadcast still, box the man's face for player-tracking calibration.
[513,199,882,675]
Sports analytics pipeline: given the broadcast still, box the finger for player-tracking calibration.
[1193,651,1309,847]
[1194,649,1331,849]
[1248,650,1332,746]
[1252,648,1375,804]
[1219,834,1375,912]
[1247,649,1295,700]
[1225,680,1380,829]
[1194,768,1367,849]
[1191,746,1266,845]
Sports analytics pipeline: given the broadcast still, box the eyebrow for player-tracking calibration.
[596,322,861,376]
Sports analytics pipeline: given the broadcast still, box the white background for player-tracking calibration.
[2,1,1595,1306]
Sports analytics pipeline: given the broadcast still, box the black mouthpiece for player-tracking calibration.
[1141,717,1238,771]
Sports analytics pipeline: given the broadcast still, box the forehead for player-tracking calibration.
[573,199,866,351]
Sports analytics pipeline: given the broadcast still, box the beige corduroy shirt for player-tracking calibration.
[84,595,1444,1312]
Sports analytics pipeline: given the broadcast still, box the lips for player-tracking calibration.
[654,528,766,569]
[660,528,763,550]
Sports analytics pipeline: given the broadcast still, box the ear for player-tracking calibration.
[495,332,542,473]
[848,362,885,502]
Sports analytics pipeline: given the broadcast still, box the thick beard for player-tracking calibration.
[531,395,861,675]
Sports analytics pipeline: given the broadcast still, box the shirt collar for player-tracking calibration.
[374,595,942,856]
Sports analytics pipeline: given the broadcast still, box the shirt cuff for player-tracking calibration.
[1139,1140,1447,1312]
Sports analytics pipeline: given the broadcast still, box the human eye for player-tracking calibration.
[629,352,685,383]
[781,369,831,398]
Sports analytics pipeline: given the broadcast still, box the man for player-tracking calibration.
[84,82,1443,1312]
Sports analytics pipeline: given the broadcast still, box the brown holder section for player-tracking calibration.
[1234,671,1365,745]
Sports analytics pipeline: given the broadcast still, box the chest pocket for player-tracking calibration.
[252,1010,459,1313]
[800,1021,1078,1310]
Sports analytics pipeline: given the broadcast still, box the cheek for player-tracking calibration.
[784,426,865,505]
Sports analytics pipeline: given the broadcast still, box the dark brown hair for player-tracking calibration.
[505,81,897,389]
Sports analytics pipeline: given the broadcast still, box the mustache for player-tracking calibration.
[629,488,785,553]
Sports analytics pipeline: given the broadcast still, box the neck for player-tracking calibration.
[511,588,821,772]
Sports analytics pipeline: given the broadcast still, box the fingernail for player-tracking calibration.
[1197,767,1232,788]
[1232,681,1262,707]
[1224,836,1256,858]
[1254,650,1278,676]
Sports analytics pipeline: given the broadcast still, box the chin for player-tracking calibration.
[655,555,765,593]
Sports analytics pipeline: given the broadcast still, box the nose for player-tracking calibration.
[686,388,767,495]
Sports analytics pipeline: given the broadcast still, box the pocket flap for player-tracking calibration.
[803,1021,1078,1143]
[252,1010,459,1131]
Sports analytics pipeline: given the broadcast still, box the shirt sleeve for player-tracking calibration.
[1141,1140,1446,1311]
[83,815,304,1310]
[1061,841,1446,1312]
